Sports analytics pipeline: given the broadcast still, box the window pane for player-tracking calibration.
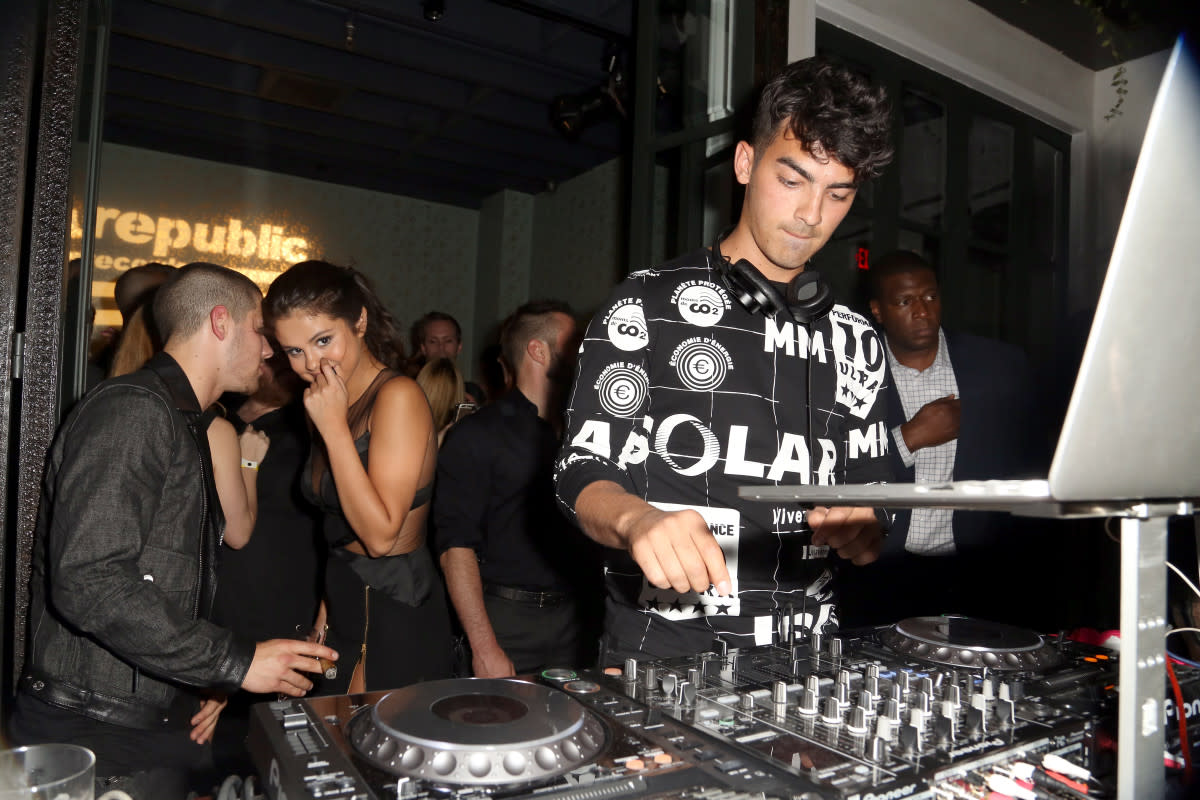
[656,0,738,134]
[900,87,945,228]
[960,246,1007,337]
[896,229,942,271]
[1032,137,1063,265]
[967,117,1013,246]
[814,214,873,314]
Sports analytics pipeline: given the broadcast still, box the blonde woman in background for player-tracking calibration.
[416,357,468,445]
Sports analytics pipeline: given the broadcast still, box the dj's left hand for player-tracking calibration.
[807,506,882,565]
[190,693,228,744]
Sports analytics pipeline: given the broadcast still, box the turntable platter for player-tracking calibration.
[345,678,607,786]
[878,616,1063,670]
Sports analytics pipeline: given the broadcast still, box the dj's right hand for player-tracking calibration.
[575,482,731,597]
[244,639,339,696]
[626,506,731,596]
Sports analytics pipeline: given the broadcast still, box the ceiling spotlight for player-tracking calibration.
[550,87,614,140]
[422,0,444,21]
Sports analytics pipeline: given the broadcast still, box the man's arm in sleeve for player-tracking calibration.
[554,280,730,595]
[432,422,514,678]
[46,386,253,689]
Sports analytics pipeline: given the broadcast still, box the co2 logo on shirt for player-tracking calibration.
[669,337,733,391]
[595,363,649,417]
[605,301,649,352]
[673,282,729,327]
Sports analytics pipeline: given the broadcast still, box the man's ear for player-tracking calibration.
[734,140,755,186]
[210,306,231,340]
[526,338,548,367]
[868,299,882,326]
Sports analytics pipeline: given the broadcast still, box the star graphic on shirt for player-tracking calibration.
[853,395,867,409]
[670,598,683,612]
[840,385,851,398]
[716,604,731,614]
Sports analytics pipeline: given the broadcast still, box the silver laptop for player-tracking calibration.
[741,37,1200,516]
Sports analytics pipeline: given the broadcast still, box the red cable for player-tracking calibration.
[1166,656,1192,784]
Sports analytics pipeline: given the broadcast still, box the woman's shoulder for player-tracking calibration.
[370,371,434,424]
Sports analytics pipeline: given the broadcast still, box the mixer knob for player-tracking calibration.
[660,673,677,696]
[688,667,701,687]
[643,666,657,692]
[981,677,994,700]
[875,715,895,741]
[898,724,921,755]
[834,681,850,707]
[996,697,1016,727]
[909,706,927,730]
[820,696,842,725]
[943,683,961,708]
[740,692,756,712]
[805,675,821,697]
[847,706,869,735]
[829,637,843,659]
[870,735,890,763]
[884,697,902,724]
[866,664,880,681]
[857,690,877,716]
[798,688,819,715]
[912,689,931,715]
[772,680,788,705]
[863,676,880,698]
[809,632,824,656]
[998,682,1013,702]
[918,676,933,697]
[896,671,912,695]
[681,682,697,707]
[624,658,638,682]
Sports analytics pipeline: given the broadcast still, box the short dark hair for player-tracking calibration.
[499,300,573,373]
[414,311,462,348]
[868,250,938,301]
[751,56,893,183]
[264,260,407,370]
[153,263,260,343]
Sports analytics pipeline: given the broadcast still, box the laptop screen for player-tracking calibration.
[1049,37,1200,502]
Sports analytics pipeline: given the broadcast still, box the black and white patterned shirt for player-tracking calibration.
[555,248,892,644]
[885,328,958,555]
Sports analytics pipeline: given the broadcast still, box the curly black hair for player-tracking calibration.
[751,56,893,183]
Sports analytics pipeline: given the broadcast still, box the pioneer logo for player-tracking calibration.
[850,782,919,800]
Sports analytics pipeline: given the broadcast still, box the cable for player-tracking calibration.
[1166,656,1193,785]
[1168,561,1200,602]
[1171,652,1200,669]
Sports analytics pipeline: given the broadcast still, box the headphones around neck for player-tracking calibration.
[709,230,834,324]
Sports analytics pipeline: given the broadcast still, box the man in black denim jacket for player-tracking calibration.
[11,263,338,798]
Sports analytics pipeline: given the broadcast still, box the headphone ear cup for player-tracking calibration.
[722,259,791,319]
[786,270,835,324]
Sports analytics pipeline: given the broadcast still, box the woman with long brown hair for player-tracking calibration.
[265,260,453,692]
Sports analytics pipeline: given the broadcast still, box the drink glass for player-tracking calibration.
[0,743,95,800]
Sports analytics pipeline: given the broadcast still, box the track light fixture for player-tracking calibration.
[422,0,444,22]
[550,43,627,141]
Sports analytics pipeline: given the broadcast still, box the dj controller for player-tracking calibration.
[247,616,1132,800]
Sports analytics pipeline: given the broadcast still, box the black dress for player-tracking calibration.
[303,369,454,693]
[211,400,324,774]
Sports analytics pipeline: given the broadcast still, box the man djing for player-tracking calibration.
[554,56,895,660]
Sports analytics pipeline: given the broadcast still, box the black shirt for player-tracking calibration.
[433,388,595,591]
[212,401,323,642]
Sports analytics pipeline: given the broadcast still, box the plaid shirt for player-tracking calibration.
[886,328,959,555]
